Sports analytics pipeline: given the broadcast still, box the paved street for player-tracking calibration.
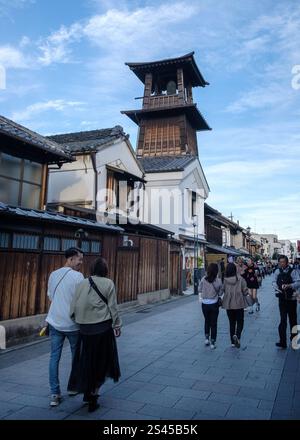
[0,276,299,420]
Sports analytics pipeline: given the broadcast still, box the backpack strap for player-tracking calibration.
[88,277,108,305]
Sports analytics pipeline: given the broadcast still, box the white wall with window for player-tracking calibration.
[0,152,44,209]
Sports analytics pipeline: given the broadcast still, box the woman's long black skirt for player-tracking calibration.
[74,324,121,394]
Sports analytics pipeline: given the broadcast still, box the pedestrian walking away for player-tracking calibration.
[46,247,84,407]
[273,255,300,349]
[242,259,260,314]
[198,263,223,349]
[222,263,249,348]
[70,257,121,412]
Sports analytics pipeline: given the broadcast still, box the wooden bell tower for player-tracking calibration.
[122,52,211,158]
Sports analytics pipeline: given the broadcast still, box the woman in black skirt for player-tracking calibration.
[70,257,121,412]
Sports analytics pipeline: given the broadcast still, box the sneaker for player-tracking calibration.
[231,343,235,348]
[256,303,260,312]
[205,338,210,346]
[276,342,287,349]
[50,394,62,407]
[233,335,240,348]
[68,390,79,396]
[210,342,216,349]
[248,310,254,315]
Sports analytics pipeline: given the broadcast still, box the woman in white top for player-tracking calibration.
[198,263,223,349]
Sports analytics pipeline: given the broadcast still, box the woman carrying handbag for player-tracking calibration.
[198,263,223,350]
[222,263,250,349]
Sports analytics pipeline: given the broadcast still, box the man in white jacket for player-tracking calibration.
[46,247,84,407]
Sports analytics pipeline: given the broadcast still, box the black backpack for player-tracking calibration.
[277,267,294,300]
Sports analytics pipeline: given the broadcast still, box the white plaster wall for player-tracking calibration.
[143,158,209,239]
[48,155,95,206]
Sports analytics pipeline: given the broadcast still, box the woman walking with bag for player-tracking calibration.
[242,259,260,314]
[70,257,121,412]
[222,263,249,348]
[199,263,223,350]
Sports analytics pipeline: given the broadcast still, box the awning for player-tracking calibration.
[206,243,244,256]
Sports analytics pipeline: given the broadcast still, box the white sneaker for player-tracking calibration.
[50,394,62,407]
[210,342,216,349]
[205,339,210,346]
[231,344,235,348]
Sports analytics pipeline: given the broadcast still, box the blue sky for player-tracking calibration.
[0,0,299,241]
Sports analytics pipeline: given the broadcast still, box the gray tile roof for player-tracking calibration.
[47,125,126,153]
[0,115,73,162]
[138,155,196,173]
[0,202,123,233]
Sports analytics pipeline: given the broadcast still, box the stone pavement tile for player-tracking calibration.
[131,372,157,383]
[208,392,260,408]
[150,375,197,389]
[0,401,25,419]
[206,367,246,380]
[258,400,274,411]
[110,380,166,396]
[9,394,52,410]
[102,384,140,400]
[226,404,271,420]
[127,390,181,408]
[160,386,210,400]
[141,366,183,378]
[238,386,277,401]
[100,396,146,413]
[137,403,196,420]
[192,412,225,420]
[173,397,230,417]
[177,369,211,381]
[246,371,282,384]
[71,404,110,419]
[192,380,240,396]
[0,390,20,402]
[9,384,50,397]
[220,376,267,390]
[98,409,157,420]
[4,406,69,420]
[276,384,295,399]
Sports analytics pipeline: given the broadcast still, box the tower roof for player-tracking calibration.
[125,52,209,87]
[121,104,211,131]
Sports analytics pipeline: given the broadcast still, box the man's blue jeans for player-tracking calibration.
[49,325,80,395]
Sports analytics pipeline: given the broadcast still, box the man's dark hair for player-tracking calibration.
[65,247,84,259]
[91,257,108,277]
[278,255,288,264]
[205,263,219,283]
[225,262,237,278]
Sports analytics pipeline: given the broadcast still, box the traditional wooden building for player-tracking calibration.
[0,116,184,347]
[204,203,246,267]
[46,128,183,300]
[121,52,211,289]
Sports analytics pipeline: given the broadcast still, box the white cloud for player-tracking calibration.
[38,23,82,66]
[0,45,27,68]
[12,99,85,122]
[226,82,295,113]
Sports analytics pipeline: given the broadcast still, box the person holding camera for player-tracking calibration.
[273,255,300,349]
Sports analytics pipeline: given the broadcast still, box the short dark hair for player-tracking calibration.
[91,257,108,277]
[278,255,288,264]
[65,247,84,259]
[225,262,237,278]
[205,263,219,283]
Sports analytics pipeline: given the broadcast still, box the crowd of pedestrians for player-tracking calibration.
[199,255,300,351]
